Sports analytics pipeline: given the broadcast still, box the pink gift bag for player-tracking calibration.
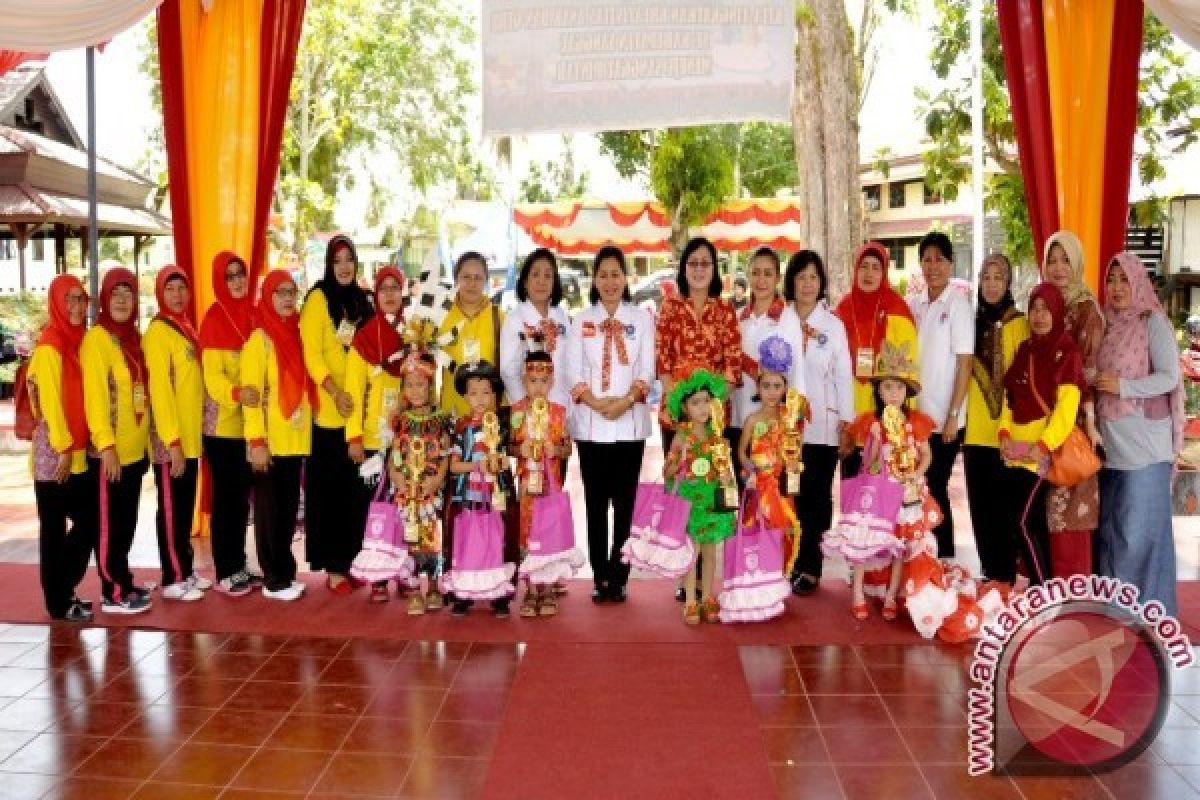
[718,504,790,623]
[350,476,414,584]
[820,473,906,566]
[520,465,585,585]
[440,508,515,600]
[621,482,696,578]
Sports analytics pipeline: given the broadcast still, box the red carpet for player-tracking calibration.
[481,642,776,800]
[0,563,1195,645]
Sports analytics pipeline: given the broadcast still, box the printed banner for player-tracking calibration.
[482,0,795,136]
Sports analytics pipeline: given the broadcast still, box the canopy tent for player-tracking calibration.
[513,198,804,256]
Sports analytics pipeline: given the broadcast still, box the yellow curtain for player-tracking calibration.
[178,0,262,315]
[1042,0,1116,292]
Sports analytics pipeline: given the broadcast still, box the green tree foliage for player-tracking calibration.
[518,136,591,203]
[918,1,1199,266]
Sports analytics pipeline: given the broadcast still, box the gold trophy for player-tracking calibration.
[782,388,805,495]
[882,404,919,504]
[709,399,738,511]
[481,411,507,511]
[526,398,548,497]
[404,438,426,545]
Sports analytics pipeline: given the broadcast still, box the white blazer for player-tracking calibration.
[565,302,655,443]
[733,301,807,428]
[784,302,855,447]
[499,300,571,409]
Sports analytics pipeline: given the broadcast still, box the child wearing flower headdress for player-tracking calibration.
[664,368,737,624]
[821,341,942,621]
[511,350,579,618]
[442,360,518,617]
[735,335,803,575]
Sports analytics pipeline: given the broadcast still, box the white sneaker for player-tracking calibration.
[262,585,303,602]
[102,595,153,615]
[290,581,307,594]
[162,582,204,602]
[188,574,213,592]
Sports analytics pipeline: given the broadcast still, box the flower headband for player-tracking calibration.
[666,368,727,423]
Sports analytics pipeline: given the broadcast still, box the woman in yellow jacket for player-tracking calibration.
[199,251,259,596]
[438,251,506,417]
[964,254,1029,583]
[300,235,372,593]
[27,275,95,622]
[82,267,152,615]
[242,270,315,602]
[999,283,1084,586]
[144,265,210,602]
[345,266,406,468]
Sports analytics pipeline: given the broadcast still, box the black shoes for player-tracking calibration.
[593,583,609,603]
[606,584,627,603]
[791,575,818,596]
[491,598,511,618]
[451,600,471,616]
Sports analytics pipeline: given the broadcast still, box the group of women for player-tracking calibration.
[25,229,1182,624]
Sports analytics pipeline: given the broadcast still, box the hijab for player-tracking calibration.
[199,251,256,353]
[1043,230,1096,309]
[257,270,315,420]
[153,265,199,348]
[1097,251,1184,454]
[1004,282,1086,425]
[309,234,371,330]
[835,241,913,383]
[36,274,89,450]
[973,253,1021,418]
[351,266,407,378]
[96,268,148,423]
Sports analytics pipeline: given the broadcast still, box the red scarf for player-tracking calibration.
[257,270,315,418]
[351,266,406,377]
[96,268,148,423]
[199,251,256,353]
[36,274,89,450]
[834,242,913,381]
[153,265,199,348]
[1004,282,1086,425]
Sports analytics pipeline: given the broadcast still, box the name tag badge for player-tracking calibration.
[382,389,398,413]
[336,319,357,347]
[855,347,875,379]
[132,383,147,415]
[625,324,636,338]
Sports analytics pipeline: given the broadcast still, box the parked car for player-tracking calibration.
[631,269,678,313]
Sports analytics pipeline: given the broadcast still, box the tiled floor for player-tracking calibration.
[0,623,1195,798]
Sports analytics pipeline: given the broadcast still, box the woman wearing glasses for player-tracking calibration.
[27,275,97,622]
[200,252,261,597]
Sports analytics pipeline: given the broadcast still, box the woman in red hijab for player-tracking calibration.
[82,267,152,615]
[240,270,316,602]
[144,265,209,603]
[199,251,260,596]
[999,282,1087,585]
[835,242,918,418]
[27,275,95,621]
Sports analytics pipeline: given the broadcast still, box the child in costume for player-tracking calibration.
[383,345,453,613]
[664,368,737,625]
[443,360,518,617]
[723,336,802,622]
[822,340,942,621]
[511,349,580,618]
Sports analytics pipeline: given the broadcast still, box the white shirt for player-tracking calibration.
[565,302,655,443]
[733,300,807,427]
[499,300,571,410]
[908,284,974,431]
[788,302,855,447]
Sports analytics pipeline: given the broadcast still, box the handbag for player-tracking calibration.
[349,474,412,583]
[1028,360,1101,488]
[838,472,904,536]
[528,458,575,556]
[719,500,789,623]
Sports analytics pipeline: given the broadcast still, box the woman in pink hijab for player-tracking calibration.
[1094,251,1183,615]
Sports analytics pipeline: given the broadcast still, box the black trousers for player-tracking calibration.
[794,443,840,580]
[253,455,303,592]
[94,457,148,602]
[1010,467,1052,585]
[577,439,645,590]
[35,461,99,618]
[305,424,368,574]
[926,430,962,558]
[204,435,253,581]
[964,445,1021,582]
[152,457,197,587]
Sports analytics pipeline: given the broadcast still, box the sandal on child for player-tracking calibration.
[882,598,899,621]
[701,598,720,623]
[684,603,701,626]
[424,590,444,612]
[538,593,559,617]
[519,591,539,618]
[407,593,426,616]
[369,583,389,604]
[851,602,869,621]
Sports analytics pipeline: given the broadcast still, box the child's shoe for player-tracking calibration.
[424,590,444,612]
[683,603,701,626]
[407,593,426,615]
[701,597,720,623]
[370,583,390,604]
[519,590,539,618]
[451,599,471,616]
[538,592,558,617]
[491,598,511,618]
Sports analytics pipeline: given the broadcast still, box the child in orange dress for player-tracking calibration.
[510,351,576,617]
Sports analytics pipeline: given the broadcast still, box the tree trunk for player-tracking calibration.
[793,0,863,300]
